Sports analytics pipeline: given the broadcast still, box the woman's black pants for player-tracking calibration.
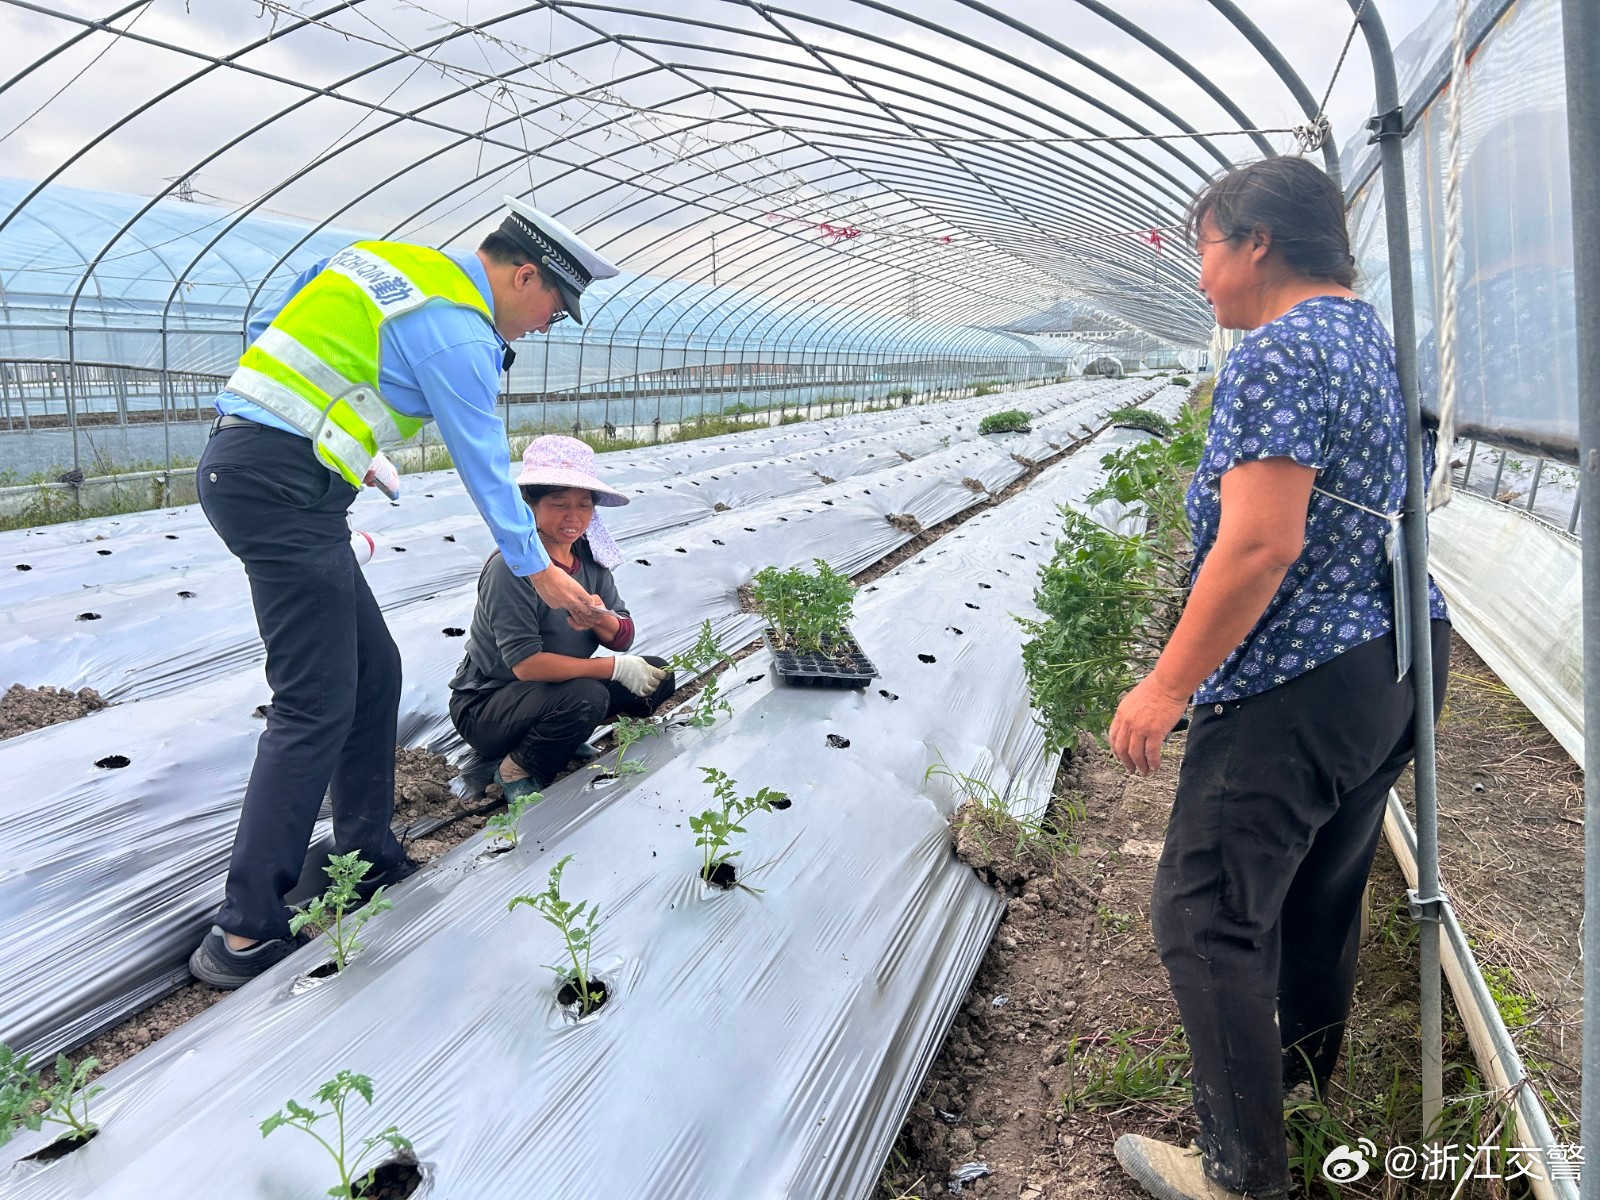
[197,420,409,942]
[448,658,676,787]
[1153,621,1450,1197]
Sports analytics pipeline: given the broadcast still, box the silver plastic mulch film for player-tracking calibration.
[0,418,1159,1200]
[0,382,1159,1061]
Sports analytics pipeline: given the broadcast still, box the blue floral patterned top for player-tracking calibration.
[1186,295,1448,703]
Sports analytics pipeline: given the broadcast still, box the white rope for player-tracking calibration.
[1429,0,1471,510]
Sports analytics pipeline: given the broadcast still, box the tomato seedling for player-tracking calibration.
[0,1046,101,1148]
[509,854,604,1015]
[978,408,1030,433]
[669,620,733,727]
[690,766,789,886]
[483,788,541,848]
[289,852,393,973]
[749,559,856,656]
[594,713,658,775]
[260,1070,411,1199]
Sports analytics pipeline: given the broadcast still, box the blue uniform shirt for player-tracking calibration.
[1185,295,1448,704]
[214,251,550,577]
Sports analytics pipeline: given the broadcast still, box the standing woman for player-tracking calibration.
[1109,157,1450,1200]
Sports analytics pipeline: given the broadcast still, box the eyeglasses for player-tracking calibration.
[548,309,570,325]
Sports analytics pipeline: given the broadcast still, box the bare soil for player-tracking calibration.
[0,683,107,740]
[1393,632,1585,1134]
[876,633,1574,1196]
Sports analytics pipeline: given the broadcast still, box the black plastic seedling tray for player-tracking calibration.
[765,627,880,689]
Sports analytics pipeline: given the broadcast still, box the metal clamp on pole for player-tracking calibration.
[1365,105,1404,143]
[1405,887,1443,924]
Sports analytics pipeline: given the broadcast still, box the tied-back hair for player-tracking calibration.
[1185,157,1358,288]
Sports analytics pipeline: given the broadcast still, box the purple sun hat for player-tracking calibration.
[515,435,628,568]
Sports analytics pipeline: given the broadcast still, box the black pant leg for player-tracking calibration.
[326,561,406,871]
[198,425,366,941]
[1151,632,1431,1198]
[450,678,610,786]
[1152,700,1318,1198]
[1278,621,1452,1089]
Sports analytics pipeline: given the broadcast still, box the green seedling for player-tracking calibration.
[289,852,392,973]
[690,766,789,886]
[584,714,659,774]
[669,620,734,728]
[483,788,541,848]
[260,1070,411,1199]
[0,1046,101,1148]
[748,559,857,656]
[509,854,604,1014]
[978,408,1029,433]
[608,714,659,773]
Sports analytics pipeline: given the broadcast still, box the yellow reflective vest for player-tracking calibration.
[224,241,494,487]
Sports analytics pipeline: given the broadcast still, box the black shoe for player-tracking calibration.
[573,741,601,763]
[353,855,420,904]
[188,926,297,989]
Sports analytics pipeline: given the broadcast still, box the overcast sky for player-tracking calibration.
[0,0,1451,334]
[0,0,1446,211]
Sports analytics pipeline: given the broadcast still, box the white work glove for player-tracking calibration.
[610,655,667,697]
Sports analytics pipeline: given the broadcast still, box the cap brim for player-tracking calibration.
[554,278,583,326]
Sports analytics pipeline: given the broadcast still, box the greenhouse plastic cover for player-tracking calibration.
[0,412,1157,1200]
[0,380,1165,1060]
[1428,489,1583,763]
[1343,0,1579,462]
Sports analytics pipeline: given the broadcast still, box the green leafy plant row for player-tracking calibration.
[1018,402,1207,751]
[978,409,1030,434]
[1104,406,1174,438]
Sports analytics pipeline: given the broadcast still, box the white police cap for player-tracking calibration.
[498,196,619,325]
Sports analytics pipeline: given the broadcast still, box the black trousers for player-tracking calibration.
[1152,621,1450,1197]
[448,657,675,787]
[197,421,408,941]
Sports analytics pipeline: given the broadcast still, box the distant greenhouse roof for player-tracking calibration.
[0,178,1092,364]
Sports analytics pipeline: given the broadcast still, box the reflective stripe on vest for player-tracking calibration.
[223,242,493,487]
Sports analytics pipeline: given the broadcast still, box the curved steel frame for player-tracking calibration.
[6,3,1569,1173]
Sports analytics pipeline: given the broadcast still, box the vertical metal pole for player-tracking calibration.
[1348,0,1445,1132]
[1561,0,1600,1188]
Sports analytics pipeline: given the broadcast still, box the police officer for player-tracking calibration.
[189,198,620,988]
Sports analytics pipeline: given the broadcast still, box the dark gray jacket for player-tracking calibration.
[449,541,632,694]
